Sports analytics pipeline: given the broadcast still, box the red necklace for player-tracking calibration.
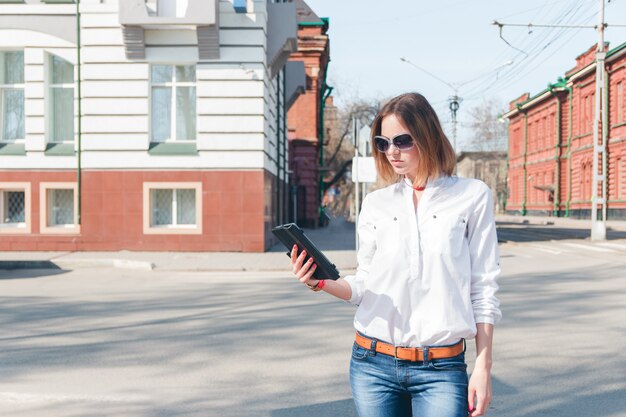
[403,177,426,191]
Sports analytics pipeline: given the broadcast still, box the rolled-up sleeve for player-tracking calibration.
[466,183,502,325]
[342,194,376,305]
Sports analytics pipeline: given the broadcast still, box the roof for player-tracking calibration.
[295,0,324,25]
[504,41,626,118]
[456,151,507,163]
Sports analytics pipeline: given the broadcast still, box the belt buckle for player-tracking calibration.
[396,346,419,361]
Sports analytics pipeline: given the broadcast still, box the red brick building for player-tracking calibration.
[287,0,331,228]
[503,42,626,219]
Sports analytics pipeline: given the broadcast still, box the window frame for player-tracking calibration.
[617,82,623,124]
[143,182,202,235]
[0,182,30,234]
[39,182,80,234]
[46,53,75,144]
[149,64,197,143]
[0,50,26,143]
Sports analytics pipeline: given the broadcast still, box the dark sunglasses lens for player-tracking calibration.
[374,137,389,152]
[393,134,414,150]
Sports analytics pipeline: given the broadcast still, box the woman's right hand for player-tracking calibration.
[290,245,319,288]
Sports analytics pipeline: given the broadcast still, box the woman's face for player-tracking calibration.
[380,114,420,180]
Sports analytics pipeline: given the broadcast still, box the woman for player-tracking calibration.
[290,92,501,417]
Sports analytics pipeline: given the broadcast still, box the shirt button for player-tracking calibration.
[433,214,437,219]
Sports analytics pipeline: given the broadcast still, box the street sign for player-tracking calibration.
[352,156,377,183]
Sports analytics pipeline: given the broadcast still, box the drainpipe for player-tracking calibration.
[548,84,562,217]
[282,68,288,225]
[517,104,528,216]
[318,55,333,223]
[275,69,281,224]
[76,0,82,224]
[565,84,573,217]
[603,71,609,221]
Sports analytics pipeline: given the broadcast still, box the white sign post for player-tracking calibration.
[353,122,375,251]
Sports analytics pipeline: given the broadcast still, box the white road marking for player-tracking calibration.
[595,242,626,251]
[560,242,618,253]
[0,391,149,404]
[528,244,563,255]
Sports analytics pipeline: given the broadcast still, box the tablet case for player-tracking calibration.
[271,223,340,280]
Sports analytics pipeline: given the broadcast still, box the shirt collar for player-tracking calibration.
[401,173,452,190]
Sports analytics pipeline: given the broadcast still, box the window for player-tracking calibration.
[39,182,79,234]
[143,182,202,234]
[618,82,623,124]
[48,55,75,143]
[145,0,189,17]
[150,64,196,142]
[0,183,30,234]
[618,157,624,199]
[0,51,25,142]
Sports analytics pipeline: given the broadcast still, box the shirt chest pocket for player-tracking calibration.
[419,213,468,257]
[373,215,402,254]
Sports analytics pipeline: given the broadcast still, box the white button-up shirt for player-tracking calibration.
[343,175,502,347]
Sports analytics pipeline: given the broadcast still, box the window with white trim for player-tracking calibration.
[48,55,75,143]
[145,0,189,17]
[150,64,196,142]
[0,51,25,142]
[47,188,74,227]
[618,82,623,124]
[151,188,195,227]
[143,182,202,234]
[0,190,24,226]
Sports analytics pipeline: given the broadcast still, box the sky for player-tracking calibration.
[303,0,626,151]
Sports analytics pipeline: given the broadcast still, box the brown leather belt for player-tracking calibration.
[355,333,465,362]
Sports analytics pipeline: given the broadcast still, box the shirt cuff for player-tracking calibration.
[341,275,361,305]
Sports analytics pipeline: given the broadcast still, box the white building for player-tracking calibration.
[0,0,306,251]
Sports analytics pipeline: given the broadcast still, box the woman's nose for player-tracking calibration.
[387,145,400,157]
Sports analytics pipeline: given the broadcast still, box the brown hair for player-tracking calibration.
[371,92,456,188]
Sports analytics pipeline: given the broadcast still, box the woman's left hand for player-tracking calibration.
[468,367,492,416]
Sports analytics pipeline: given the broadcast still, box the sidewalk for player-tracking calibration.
[2,213,625,272]
[0,215,357,272]
[496,213,626,231]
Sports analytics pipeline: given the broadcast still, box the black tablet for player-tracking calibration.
[271,223,340,280]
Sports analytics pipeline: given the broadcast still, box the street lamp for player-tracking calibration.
[399,57,513,152]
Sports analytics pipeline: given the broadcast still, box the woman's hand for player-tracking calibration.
[469,323,494,416]
[468,367,492,416]
[290,245,319,288]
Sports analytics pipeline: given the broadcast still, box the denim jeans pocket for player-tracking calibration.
[429,353,467,371]
[351,342,370,360]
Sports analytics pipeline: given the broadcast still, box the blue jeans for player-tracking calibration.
[350,338,468,417]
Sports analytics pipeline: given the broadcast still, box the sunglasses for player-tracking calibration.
[373,133,415,153]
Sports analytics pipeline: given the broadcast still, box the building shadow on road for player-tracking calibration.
[496,222,626,243]
[0,267,69,280]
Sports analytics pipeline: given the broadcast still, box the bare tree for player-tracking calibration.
[467,98,508,152]
[322,97,381,218]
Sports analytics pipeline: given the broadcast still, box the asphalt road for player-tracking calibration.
[1,236,626,416]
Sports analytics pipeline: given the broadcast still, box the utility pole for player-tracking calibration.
[353,117,360,251]
[591,0,607,241]
[493,1,615,240]
[449,96,461,151]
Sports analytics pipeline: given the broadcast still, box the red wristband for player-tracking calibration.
[317,279,326,290]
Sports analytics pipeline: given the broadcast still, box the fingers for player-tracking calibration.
[290,244,298,263]
[291,248,308,274]
[298,260,317,283]
[295,257,314,279]
[469,392,490,417]
[468,387,476,416]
